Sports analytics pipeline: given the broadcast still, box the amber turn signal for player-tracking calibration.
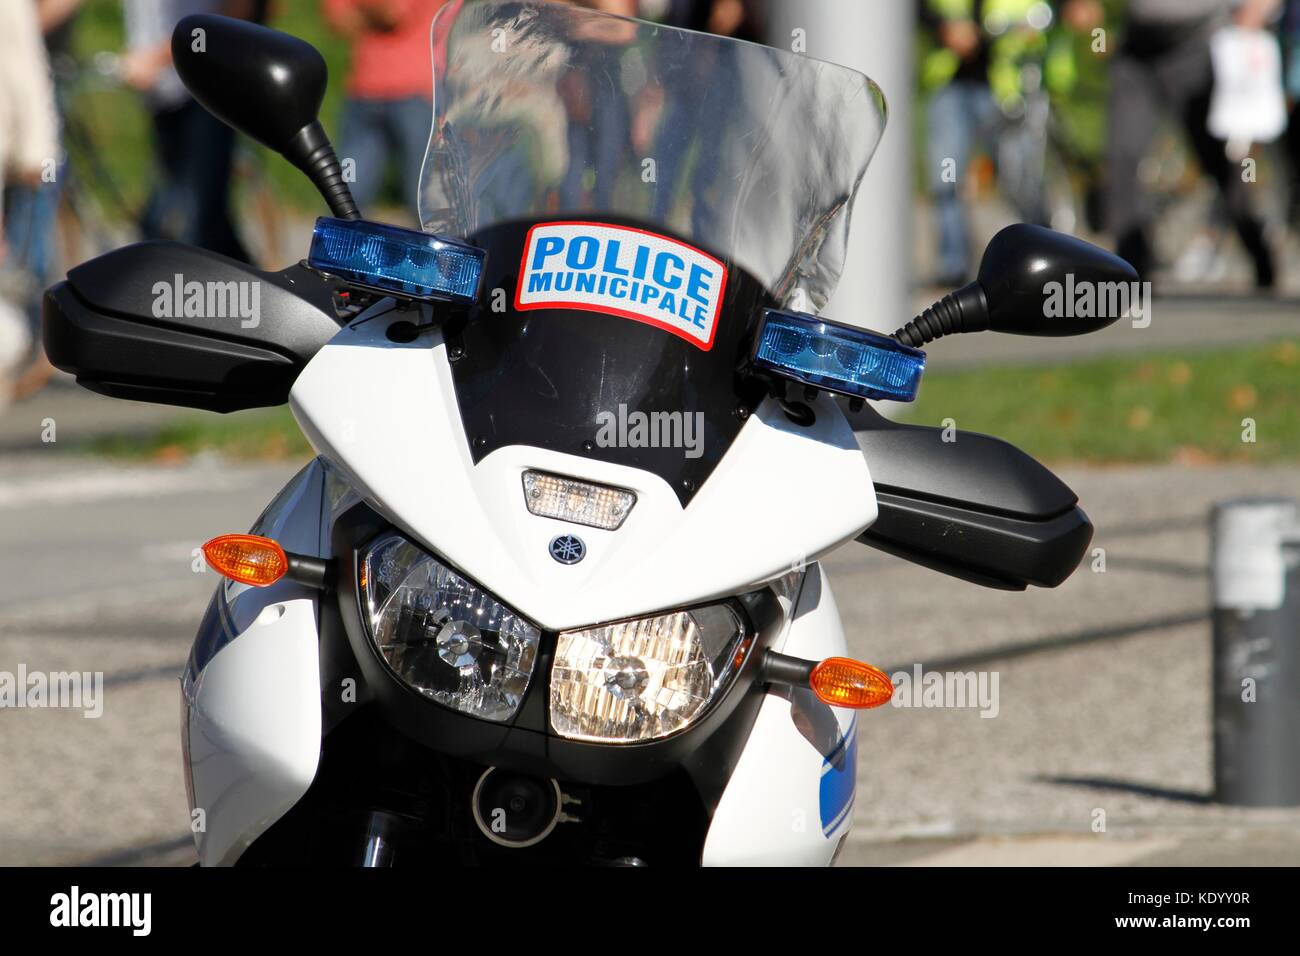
[810,657,894,709]
[202,534,288,587]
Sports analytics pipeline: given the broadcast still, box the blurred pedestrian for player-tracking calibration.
[1105,0,1280,288]
[919,0,1096,287]
[3,0,85,403]
[920,1,1000,286]
[0,0,60,409]
[644,0,764,239]
[122,1,268,263]
[323,0,449,215]
[1281,0,1300,224]
[551,0,638,213]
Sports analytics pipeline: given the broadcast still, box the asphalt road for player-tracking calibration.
[3,442,1299,866]
[0,452,287,866]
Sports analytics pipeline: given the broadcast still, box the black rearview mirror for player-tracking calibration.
[978,224,1140,336]
[896,224,1140,347]
[172,14,359,219]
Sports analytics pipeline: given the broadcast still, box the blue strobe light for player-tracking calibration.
[750,309,926,402]
[307,217,485,305]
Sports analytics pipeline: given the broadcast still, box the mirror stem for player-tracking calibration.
[287,120,361,220]
[892,280,987,348]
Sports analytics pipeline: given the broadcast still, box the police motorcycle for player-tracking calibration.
[41,4,1135,865]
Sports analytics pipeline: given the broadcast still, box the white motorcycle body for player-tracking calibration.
[182,301,875,867]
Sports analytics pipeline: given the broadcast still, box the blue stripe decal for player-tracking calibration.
[819,718,857,838]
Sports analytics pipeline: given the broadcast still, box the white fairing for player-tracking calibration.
[184,462,328,866]
[703,564,857,866]
[188,303,879,865]
[289,307,877,630]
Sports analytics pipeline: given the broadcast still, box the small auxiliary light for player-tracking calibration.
[522,471,636,531]
[307,216,485,305]
[750,308,926,402]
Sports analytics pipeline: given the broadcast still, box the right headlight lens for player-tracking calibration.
[549,603,750,743]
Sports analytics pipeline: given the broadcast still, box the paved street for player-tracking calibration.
[2,434,1298,866]
[0,451,291,866]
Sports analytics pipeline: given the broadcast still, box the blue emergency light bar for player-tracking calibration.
[307,217,485,305]
[750,309,926,403]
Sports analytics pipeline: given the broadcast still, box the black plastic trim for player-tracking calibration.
[759,650,816,688]
[861,491,1093,591]
[285,553,332,589]
[840,399,1078,521]
[836,399,1092,589]
[43,241,345,412]
[446,216,773,508]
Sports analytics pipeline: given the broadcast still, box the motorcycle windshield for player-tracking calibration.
[419,0,886,503]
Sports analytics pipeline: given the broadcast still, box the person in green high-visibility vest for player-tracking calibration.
[920,0,1097,285]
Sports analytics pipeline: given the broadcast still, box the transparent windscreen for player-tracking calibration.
[419,0,886,310]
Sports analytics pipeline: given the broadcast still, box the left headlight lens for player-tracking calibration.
[360,533,540,722]
[550,604,750,743]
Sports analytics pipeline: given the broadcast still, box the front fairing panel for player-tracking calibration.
[290,305,876,631]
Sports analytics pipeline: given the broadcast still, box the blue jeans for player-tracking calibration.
[3,178,61,339]
[650,44,738,243]
[926,80,1000,282]
[559,70,630,214]
[338,96,432,215]
[142,99,249,263]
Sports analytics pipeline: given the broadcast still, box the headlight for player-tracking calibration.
[360,533,540,722]
[549,604,750,743]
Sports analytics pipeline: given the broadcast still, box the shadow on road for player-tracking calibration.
[1037,775,1212,805]
[882,609,1210,674]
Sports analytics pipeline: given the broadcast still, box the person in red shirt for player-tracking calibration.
[322,0,448,214]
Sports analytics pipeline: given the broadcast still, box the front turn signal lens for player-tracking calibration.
[810,657,894,709]
[202,534,287,587]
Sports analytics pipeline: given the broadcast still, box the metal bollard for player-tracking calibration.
[1211,498,1300,806]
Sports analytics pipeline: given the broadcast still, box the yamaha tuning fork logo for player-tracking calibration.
[515,221,728,350]
[549,534,586,565]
